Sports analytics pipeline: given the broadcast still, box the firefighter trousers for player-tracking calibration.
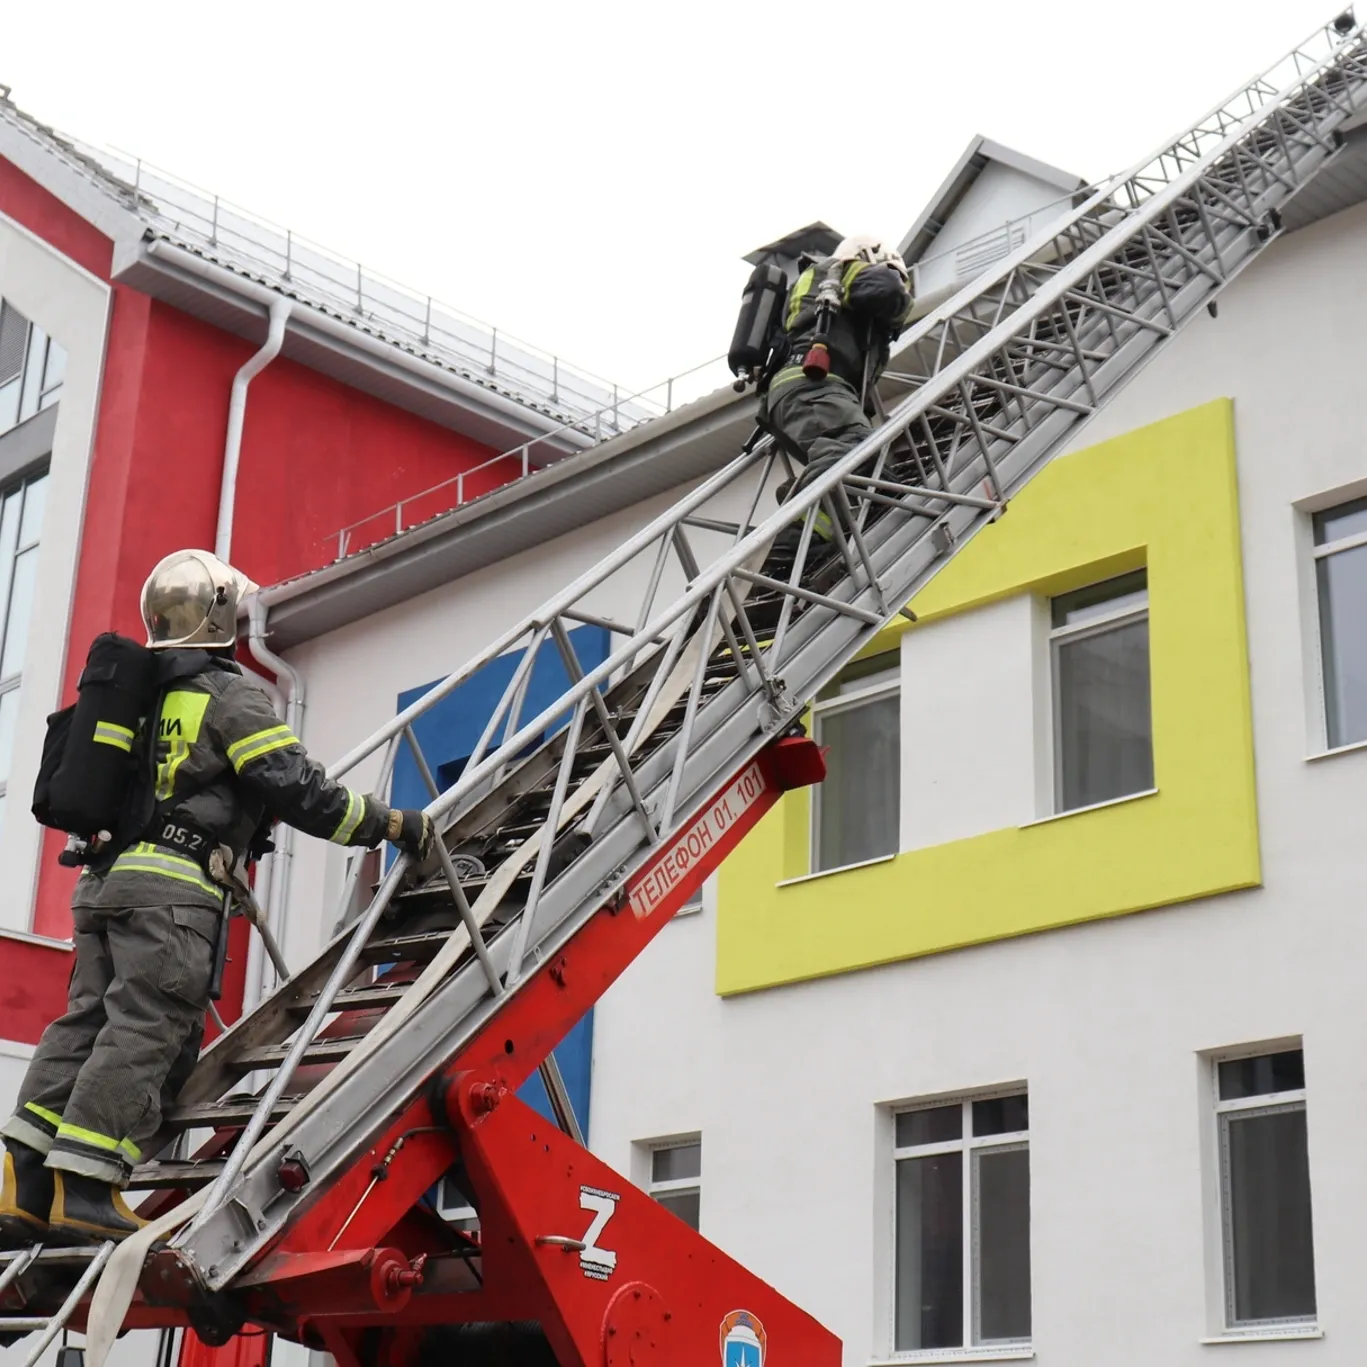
[1,901,218,1186]
[765,373,873,541]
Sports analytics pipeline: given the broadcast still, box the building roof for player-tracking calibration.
[259,380,756,648]
[0,88,655,457]
[898,134,1086,267]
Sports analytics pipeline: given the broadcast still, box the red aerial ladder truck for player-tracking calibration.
[3,13,1367,1365]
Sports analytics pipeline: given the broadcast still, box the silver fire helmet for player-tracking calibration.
[140,550,259,651]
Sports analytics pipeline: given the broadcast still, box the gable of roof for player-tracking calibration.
[899,134,1085,267]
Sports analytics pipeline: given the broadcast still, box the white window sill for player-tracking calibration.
[1020,787,1158,829]
[0,927,73,951]
[1305,736,1367,762]
[778,853,897,888]
[870,1350,1033,1365]
[1200,1327,1322,1345]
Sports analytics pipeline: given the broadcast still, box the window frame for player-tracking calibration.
[0,302,65,439]
[645,1136,701,1229]
[1211,1046,1316,1333]
[1048,572,1152,814]
[890,1089,1031,1356]
[0,468,50,829]
[810,658,901,874]
[1310,503,1367,750]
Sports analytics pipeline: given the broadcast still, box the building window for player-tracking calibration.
[0,470,50,841]
[1050,570,1152,812]
[0,301,66,438]
[647,1138,701,1230]
[893,1092,1030,1354]
[1215,1047,1317,1329]
[1313,497,1367,748]
[812,654,900,872]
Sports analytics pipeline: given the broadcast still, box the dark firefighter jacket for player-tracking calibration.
[73,656,393,911]
[769,256,914,397]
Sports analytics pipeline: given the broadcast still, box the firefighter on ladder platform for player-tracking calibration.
[753,234,914,563]
[0,549,434,1246]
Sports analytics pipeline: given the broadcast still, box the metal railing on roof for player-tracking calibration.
[327,352,733,562]
[65,138,647,430]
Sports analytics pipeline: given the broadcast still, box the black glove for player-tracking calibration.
[387,809,434,861]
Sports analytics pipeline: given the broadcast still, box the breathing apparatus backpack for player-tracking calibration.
[728,262,790,391]
[32,633,160,858]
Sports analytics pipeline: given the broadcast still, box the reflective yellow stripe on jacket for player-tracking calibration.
[227,724,298,773]
[156,690,212,801]
[329,788,366,845]
[110,842,221,898]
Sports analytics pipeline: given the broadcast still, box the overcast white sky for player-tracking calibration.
[3,0,1349,395]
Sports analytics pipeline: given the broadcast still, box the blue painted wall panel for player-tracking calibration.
[393,625,608,1141]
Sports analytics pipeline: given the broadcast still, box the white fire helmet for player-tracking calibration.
[832,233,909,285]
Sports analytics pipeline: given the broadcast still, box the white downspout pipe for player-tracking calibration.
[242,592,305,1012]
[217,298,291,562]
[223,295,292,1012]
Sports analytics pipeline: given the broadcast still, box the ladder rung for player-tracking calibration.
[0,1316,53,1332]
[236,1034,365,1070]
[165,1096,300,1128]
[129,1160,226,1189]
[0,1246,105,1269]
[288,981,409,1014]
[362,930,452,964]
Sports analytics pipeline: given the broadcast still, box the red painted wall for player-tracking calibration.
[0,939,74,1045]
[1,153,516,1042]
[0,158,112,279]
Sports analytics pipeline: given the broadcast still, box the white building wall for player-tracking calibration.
[590,194,1367,1366]
[0,211,110,933]
[899,594,1041,850]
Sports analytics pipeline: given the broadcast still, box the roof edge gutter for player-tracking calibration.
[140,238,592,455]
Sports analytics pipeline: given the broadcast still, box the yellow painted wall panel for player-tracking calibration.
[717,398,1259,995]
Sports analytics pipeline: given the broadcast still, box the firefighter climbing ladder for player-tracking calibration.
[4,13,1367,1366]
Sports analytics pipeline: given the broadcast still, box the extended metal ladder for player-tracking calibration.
[5,12,1367,1362]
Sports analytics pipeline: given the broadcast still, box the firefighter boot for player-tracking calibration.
[0,1141,53,1245]
[48,1172,146,1244]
